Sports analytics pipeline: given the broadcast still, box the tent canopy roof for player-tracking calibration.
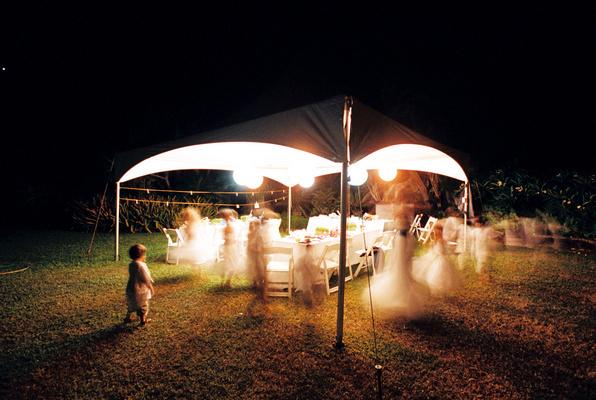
[115,95,468,185]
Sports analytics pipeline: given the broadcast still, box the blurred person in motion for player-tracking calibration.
[412,222,463,294]
[471,215,504,280]
[295,238,318,308]
[178,206,215,266]
[362,205,425,320]
[124,244,154,326]
[246,218,269,302]
[442,207,464,256]
[219,208,241,288]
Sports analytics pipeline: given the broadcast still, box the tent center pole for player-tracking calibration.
[335,161,349,349]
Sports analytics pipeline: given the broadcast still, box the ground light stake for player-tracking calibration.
[375,364,384,400]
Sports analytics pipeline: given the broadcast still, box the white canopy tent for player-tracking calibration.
[114,94,469,347]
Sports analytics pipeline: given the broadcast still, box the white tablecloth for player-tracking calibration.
[272,227,382,290]
[306,215,391,236]
[272,236,338,291]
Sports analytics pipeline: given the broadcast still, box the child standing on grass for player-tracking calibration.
[124,244,154,326]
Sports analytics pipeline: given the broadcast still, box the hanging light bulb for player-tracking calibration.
[379,167,397,181]
[299,175,315,188]
[289,163,315,187]
[245,173,263,189]
[254,202,260,209]
[233,170,247,185]
[348,165,368,186]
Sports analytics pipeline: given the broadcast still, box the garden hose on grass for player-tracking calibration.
[0,265,29,275]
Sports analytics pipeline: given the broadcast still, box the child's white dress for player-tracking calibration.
[413,240,462,294]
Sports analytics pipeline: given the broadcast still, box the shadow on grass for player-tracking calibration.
[395,311,594,399]
[154,273,194,286]
[0,320,144,398]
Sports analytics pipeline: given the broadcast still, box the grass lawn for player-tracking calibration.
[0,229,594,399]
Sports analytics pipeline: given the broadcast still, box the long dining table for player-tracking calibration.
[272,235,338,291]
[271,227,382,291]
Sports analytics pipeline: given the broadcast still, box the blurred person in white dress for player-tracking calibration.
[362,206,425,320]
[413,222,463,294]
[471,215,504,279]
[178,207,215,266]
[442,207,464,256]
[245,219,269,302]
[219,208,242,288]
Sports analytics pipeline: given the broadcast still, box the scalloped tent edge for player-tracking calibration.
[115,95,468,184]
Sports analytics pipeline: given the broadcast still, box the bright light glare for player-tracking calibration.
[379,167,397,181]
[299,175,315,188]
[234,169,263,189]
[348,165,368,186]
[245,173,263,189]
[288,163,315,187]
[233,169,246,185]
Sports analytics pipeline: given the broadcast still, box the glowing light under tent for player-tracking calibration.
[348,165,368,186]
[379,167,397,181]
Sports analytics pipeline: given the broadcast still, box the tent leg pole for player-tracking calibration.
[115,182,120,261]
[335,161,349,350]
[463,182,469,252]
[288,185,292,234]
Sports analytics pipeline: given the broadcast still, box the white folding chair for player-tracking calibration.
[410,214,423,238]
[418,216,438,243]
[163,228,184,265]
[316,242,353,295]
[353,230,395,276]
[353,232,384,277]
[266,246,294,298]
[376,230,396,272]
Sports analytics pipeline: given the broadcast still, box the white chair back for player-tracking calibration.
[163,228,184,265]
[266,246,294,298]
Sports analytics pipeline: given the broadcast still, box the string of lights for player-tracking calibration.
[120,195,288,208]
[120,186,287,195]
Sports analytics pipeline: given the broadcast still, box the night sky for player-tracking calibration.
[1,2,594,204]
